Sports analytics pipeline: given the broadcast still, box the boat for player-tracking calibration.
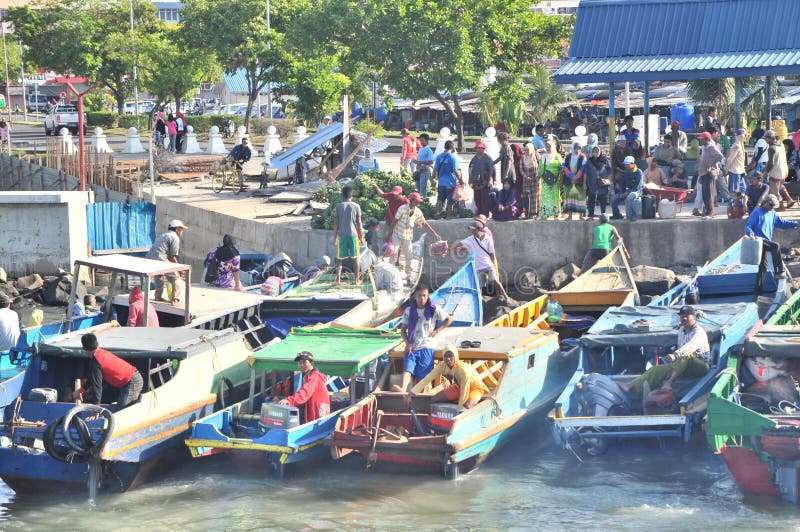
[549,302,759,457]
[0,324,255,494]
[546,245,639,313]
[706,288,800,503]
[183,257,482,477]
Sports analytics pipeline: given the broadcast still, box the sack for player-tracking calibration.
[541,169,558,186]
[204,255,219,284]
[381,241,397,258]
[658,199,677,219]
[645,388,676,413]
[641,194,656,219]
[740,236,762,265]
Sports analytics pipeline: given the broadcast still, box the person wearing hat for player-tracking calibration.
[301,255,331,283]
[726,128,748,195]
[413,133,435,198]
[371,182,409,231]
[469,139,495,217]
[80,332,143,407]
[453,220,513,305]
[620,305,710,395]
[669,121,688,154]
[146,219,187,305]
[695,131,723,218]
[401,128,420,173]
[745,194,798,294]
[610,155,643,220]
[390,192,440,274]
[409,344,489,409]
[0,294,19,355]
[278,351,330,423]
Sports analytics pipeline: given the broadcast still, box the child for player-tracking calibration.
[728,190,747,219]
[363,218,381,256]
[84,294,97,312]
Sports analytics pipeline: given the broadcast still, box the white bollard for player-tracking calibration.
[263,124,282,156]
[293,125,309,145]
[234,125,247,146]
[434,126,453,159]
[91,127,113,154]
[206,125,227,154]
[58,127,76,155]
[482,126,501,189]
[122,127,146,154]
[182,125,202,154]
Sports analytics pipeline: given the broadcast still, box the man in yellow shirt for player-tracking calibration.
[410,344,488,409]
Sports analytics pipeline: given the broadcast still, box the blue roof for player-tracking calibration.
[555,0,800,83]
[223,69,283,94]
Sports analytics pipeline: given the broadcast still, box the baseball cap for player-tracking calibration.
[468,221,483,231]
[765,194,779,206]
[670,121,680,127]
[391,185,403,195]
[623,155,635,165]
[475,139,487,149]
[323,115,332,121]
[168,219,187,229]
[409,192,423,204]
[696,132,712,140]
[678,305,696,316]
[294,351,314,362]
[735,128,747,136]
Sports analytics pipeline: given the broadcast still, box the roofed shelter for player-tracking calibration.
[554,0,800,151]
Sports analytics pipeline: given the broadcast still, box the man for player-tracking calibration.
[763,130,793,208]
[611,156,643,221]
[371,183,408,238]
[748,127,770,175]
[652,134,682,177]
[126,286,159,328]
[225,137,252,187]
[401,128,420,173]
[469,139,495,217]
[670,160,689,188]
[410,344,488,409]
[620,306,710,395]
[414,133,435,198]
[0,295,19,354]
[433,140,461,216]
[704,106,720,134]
[696,131,723,218]
[146,219,187,305]
[494,131,516,185]
[611,135,631,181]
[581,214,624,271]
[726,128,748,195]
[393,280,453,393]
[744,194,797,294]
[621,115,640,150]
[278,351,330,423]
[81,332,143,407]
[528,124,547,155]
[332,185,364,284]
[669,121,689,154]
[453,220,513,305]
[745,174,770,213]
[391,192,440,274]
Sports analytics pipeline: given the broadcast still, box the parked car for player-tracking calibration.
[27,94,49,113]
[44,104,87,136]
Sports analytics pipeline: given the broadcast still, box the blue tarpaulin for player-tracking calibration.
[263,316,337,341]
[87,202,156,252]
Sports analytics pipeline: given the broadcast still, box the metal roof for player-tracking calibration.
[555,0,800,83]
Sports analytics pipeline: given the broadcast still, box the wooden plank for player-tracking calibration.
[159,172,206,181]
[309,201,328,211]
[93,247,150,256]
[269,191,313,202]
[292,201,310,215]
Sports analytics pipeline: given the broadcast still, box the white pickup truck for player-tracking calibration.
[43,104,87,136]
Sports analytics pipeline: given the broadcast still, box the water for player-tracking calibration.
[1,428,799,531]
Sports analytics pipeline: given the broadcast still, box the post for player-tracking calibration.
[65,80,95,192]
[624,81,630,116]
[18,39,26,121]
[608,82,616,153]
[734,77,742,129]
[643,81,650,153]
[342,93,350,160]
[142,275,151,329]
[129,0,140,129]
[1,15,12,149]
[766,76,773,131]
[265,0,272,124]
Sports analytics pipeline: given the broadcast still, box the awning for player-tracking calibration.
[35,327,217,359]
[267,122,343,170]
[74,254,191,277]
[247,328,402,376]
[744,325,800,358]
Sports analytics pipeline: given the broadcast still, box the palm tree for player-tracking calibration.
[526,65,575,126]
[687,77,782,128]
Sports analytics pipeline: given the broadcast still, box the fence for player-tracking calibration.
[44,139,146,195]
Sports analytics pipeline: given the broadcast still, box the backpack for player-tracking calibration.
[204,253,219,284]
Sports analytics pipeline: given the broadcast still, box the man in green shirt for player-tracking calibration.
[581,214,623,271]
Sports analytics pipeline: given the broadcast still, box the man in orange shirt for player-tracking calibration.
[401,128,421,173]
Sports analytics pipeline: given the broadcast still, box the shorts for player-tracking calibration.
[477,267,497,287]
[403,348,435,381]
[337,235,359,259]
[443,384,484,405]
[437,185,455,206]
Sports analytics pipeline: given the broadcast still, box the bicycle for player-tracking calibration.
[211,159,245,194]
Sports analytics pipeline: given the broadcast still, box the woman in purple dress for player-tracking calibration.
[205,234,242,290]
[493,178,518,221]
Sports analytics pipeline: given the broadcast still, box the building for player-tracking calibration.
[152,1,181,23]
[531,0,580,16]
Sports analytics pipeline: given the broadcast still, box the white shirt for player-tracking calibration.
[755,138,769,165]
[675,324,710,362]
[0,307,20,352]
[401,304,449,350]
[459,234,495,272]
[373,262,402,292]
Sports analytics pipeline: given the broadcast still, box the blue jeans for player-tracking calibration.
[728,172,746,194]
[626,192,641,220]
[417,170,431,198]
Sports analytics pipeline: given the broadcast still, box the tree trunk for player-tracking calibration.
[115,92,125,116]
[453,97,465,152]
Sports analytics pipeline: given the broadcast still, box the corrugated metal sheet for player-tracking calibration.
[556,0,800,83]
[87,202,156,252]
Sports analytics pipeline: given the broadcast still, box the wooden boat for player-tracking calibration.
[550,302,759,457]
[0,324,255,494]
[546,245,638,313]
[183,257,483,477]
[706,288,800,503]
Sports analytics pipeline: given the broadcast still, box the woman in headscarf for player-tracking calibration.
[562,140,587,220]
[153,111,166,144]
[166,114,177,152]
[520,142,540,218]
[581,133,599,158]
[127,286,160,327]
[302,255,331,282]
[583,146,612,219]
[205,234,242,290]
[357,148,380,174]
[539,140,563,219]
[493,178,518,221]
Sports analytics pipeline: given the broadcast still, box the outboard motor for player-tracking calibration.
[573,373,634,456]
[263,252,298,279]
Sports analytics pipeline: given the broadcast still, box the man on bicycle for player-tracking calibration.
[225,137,252,188]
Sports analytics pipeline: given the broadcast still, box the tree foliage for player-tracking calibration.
[526,64,576,126]
[687,77,783,128]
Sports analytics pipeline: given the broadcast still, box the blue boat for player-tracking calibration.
[184,257,482,477]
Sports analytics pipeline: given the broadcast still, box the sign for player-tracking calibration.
[59,91,67,100]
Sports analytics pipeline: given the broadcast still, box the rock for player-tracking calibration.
[638,294,655,305]
[516,271,540,296]
[86,286,109,298]
[673,274,690,288]
[549,263,581,291]
[0,283,19,300]
[43,276,85,306]
[15,273,44,292]
[0,267,6,283]
[666,261,697,277]
[786,260,800,280]
[632,265,676,296]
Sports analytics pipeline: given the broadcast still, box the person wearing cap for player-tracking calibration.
[278,352,330,423]
[726,128,748,195]
[745,173,769,213]
[80,332,143,407]
[469,139,495,217]
[413,133,435,198]
[620,306,710,395]
[357,148,380,174]
[652,134,682,178]
[695,131,723,218]
[363,217,381,256]
[453,221,513,305]
[744,194,798,294]
[562,140,587,220]
[763,130,794,208]
[0,294,19,355]
[390,192,440,274]
[610,155,643,220]
[301,255,331,283]
[621,115,640,150]
[669,121,688,154]
[410,344,489,409]
[333,185,364,284]
[370,182,409,243]
[401,128,420,173]
[146,220,187,305]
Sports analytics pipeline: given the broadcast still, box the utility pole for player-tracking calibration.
[1,16,11,153]
[265,0,272,124]
[18,39,26,121]
[129,0,140,128]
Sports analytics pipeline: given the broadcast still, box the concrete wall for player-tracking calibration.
[0,191,90,276]
[156,196,800,286]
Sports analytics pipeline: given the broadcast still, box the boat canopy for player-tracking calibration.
[35,327,222,359]
[580,303,754,349]
[74,254,191,277]
[744,325,800,358]
[247,328,402,375]
[282,271,375,301]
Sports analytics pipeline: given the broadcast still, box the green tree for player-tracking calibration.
[10,0,160,115]
[687,77,783,128]
[526,64,576,126]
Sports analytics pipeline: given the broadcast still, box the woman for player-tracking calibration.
[205,234,242,290]
[153,111,166,144]
[166,114,177,153]
[493,178,518,221]
[539,140,563,219]
[302,255,331,282]
[0,119,12,147]
[726,128,747,194]
[562,141,587,220]
[357,148,380,174]
[581,133,599,158]
[583,146,612,219]
[520,142,539,218]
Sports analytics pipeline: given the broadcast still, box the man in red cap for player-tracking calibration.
[401,128,421,173]
[371,182,409,241]
[696,131,723,218]
[670,121,688,155]
[469,139,495,216]
[391,192,440,274]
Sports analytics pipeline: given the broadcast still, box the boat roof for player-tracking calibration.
[113,285,266,321]
[247,327,402,376]
[744,325,800,358]
[390,326,557,360]
[35,326,231,359]
[280,271,374,301]
[581,303,755,348]
[75,254,191,277]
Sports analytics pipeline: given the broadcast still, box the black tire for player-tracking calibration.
[211,167,226,194]
[44,126,52,136]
